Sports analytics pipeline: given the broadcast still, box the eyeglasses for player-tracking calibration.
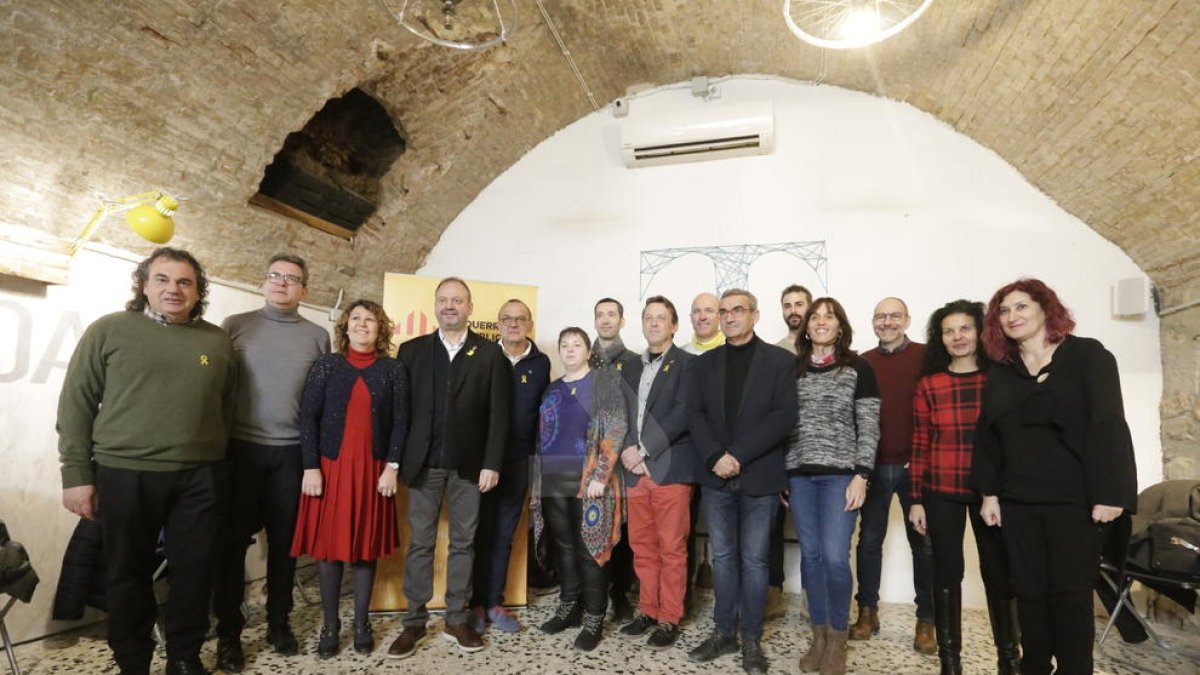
[266,271,304,286]
[873,312,905,323]
[718,306,751,318]
[498,316,529,326]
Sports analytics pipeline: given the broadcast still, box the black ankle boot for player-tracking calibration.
[317,621,341,659]
[354,620,374,654]
[215,636,244,673]
[540,600,583,634]
[573,611,605,652]
[934,588,962,675]
[986,594,1022,675]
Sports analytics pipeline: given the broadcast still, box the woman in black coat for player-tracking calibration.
[973,278,1137,675]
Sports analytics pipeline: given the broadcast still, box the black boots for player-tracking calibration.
[316,621,340,659]
[540,600,583,634]
[934,588,962,675]
[354,620,375,654]
[574,611,605,652]
[987,595,1022,675]
[936,587,1022,675]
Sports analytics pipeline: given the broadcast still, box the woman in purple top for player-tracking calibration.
[531,327,627,653]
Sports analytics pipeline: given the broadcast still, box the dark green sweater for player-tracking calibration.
[56,311,237,488]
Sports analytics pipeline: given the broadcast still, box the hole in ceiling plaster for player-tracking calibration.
[251,88,405,239]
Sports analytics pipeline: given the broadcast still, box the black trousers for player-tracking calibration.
[212,440,303,636]
[768,500,787,587]
[685,485,701,603]
[1002,501,1101,675]
[543,496,608,615]
[608,524,634,600]
[96,463,228,673]
[470,456,530,608]
[923,492,1011,596]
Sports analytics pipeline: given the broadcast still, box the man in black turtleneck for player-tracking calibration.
[213,254,330,672]
[686,288,797,675]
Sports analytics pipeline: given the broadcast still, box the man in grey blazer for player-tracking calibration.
[617,296,698,651]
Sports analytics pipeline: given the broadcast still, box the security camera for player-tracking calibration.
[612,97,629,118]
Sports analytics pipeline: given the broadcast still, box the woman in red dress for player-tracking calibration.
[291,299,407,658]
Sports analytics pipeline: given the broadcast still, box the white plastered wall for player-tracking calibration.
[419,77,1163,610]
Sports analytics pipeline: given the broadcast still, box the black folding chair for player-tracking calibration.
[1097,515,1200,657]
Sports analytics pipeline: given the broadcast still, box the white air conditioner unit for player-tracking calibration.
[620,102,775,168]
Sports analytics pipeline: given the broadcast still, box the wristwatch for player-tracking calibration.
[387,461,400,470]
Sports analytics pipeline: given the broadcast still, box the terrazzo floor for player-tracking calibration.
[10,584,1200,674]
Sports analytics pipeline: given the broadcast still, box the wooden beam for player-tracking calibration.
[248,193,357,240]
[0,224,71,285]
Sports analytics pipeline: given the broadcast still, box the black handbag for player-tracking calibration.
[1147,517,1200,576]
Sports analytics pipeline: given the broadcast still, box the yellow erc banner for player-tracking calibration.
[373,272,539,612]
[383,272,539,347]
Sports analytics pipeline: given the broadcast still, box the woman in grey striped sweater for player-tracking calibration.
[787,297,881,675]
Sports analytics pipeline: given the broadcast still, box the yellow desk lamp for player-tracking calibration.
[70,190,179,256]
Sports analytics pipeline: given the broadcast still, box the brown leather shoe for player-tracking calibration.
[913,618,937,655]
[442,621,485,652]
[848,605,879,640]
[386,626,427,659]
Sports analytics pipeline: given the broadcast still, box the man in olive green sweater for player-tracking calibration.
[57,247,236,675]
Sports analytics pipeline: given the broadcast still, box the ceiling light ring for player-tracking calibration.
[382,0,518,51]
[783,0,934,50]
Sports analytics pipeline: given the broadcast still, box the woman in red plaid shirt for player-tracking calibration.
[908,300,1018,675]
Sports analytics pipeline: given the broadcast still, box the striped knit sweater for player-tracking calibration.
[785,357,881,475]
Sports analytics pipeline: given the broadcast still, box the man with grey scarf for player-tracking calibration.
[590,297,640,621]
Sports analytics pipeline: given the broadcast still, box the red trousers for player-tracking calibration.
[627,476,693,624]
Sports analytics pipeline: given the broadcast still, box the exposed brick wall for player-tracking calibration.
[0,0,1196,475]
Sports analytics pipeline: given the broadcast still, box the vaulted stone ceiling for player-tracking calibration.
[2,0,1198,474]
[2,0,1196,306]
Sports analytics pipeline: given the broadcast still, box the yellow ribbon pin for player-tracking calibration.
[467,346,477,357]
[199,355,210,366]
[521,374,528,383]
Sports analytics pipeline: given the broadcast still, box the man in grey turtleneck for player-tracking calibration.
[212,254,330,672]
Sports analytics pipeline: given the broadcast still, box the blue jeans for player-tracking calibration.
[702,487,777,641]
[789,474,859,630]
[854,463,934,621]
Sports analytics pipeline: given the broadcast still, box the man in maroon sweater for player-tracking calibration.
[854,297,936,655]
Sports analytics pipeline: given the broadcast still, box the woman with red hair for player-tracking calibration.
[972,278,1137,675]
